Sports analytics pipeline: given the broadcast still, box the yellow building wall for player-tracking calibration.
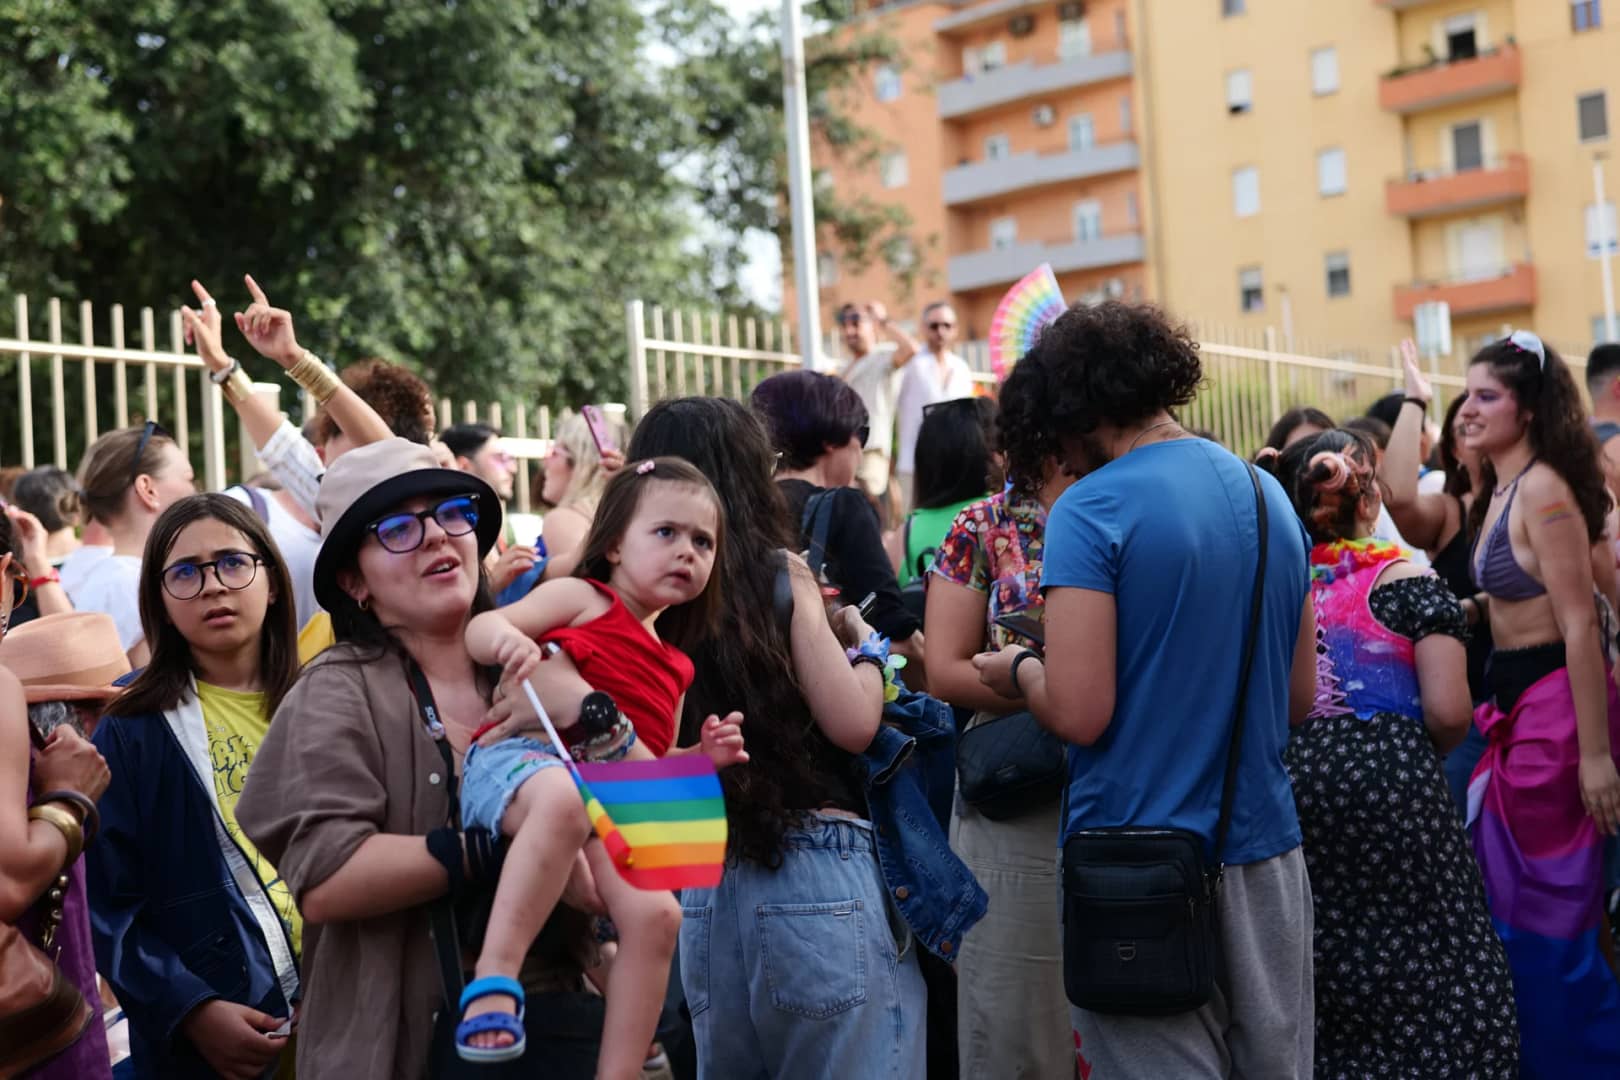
[1514,3,1620,357]
[1137,0,1409,353]
[1404,96,1522,173]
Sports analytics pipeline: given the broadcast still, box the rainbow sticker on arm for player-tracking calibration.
[988,263,1067,382]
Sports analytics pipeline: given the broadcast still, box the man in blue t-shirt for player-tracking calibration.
[975,302,1317,1078]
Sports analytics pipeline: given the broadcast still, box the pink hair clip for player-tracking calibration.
[635,460,656,475]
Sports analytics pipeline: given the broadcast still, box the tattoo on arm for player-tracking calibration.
[1538,501,1580,527]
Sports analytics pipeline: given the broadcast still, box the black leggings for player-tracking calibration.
[1486,642,1567,713]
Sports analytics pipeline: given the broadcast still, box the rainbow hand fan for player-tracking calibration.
[988,263,1066,382]
[521,680,727,890]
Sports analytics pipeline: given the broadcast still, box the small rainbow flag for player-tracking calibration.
[575,757,727,891]
[519,679,726,892]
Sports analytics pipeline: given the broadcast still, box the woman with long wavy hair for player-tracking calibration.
[1459,331,1620,1075]
[627,398,928,1078]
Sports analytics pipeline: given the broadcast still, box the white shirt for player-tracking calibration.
[842,345,902,460]
[1373,504,1430,570]
[1417,469,1448,496]
[225,486,322,629]
[58,544,113,599]
[895,349,974,475]
[257,419,325,519]
[70,554,144,651]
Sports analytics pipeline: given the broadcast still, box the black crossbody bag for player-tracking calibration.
[1061,463,1269,1016]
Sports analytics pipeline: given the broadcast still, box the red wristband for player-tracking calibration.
[28,570,60,589]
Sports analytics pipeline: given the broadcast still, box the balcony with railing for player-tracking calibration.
[948,232,1144,293]
[943,141,1139,206]
[1385,153,1529,218]
[1379,44,1521,113]
[937,44,1132,119]
[1393,262,1536,320]
[1373,0,1448,9]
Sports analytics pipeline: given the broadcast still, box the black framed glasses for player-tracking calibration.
[926,321,955,331]
[162,552,265,600]
[128,419,173,485]
[368,495,481,554]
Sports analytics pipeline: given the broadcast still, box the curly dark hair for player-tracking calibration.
[1263,406,1336,454]
[1465,338,1608,543]
[749,370,868,471]
[997,301,1202,495]
[1261,429,1379,544]
[312,358,435,447]
[628,396,864,867]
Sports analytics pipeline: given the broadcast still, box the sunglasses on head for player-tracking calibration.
[368,494,482,554]
[128,419,174,485]
[923,397,980,418]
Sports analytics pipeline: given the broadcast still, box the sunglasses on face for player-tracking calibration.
[927,321,955,331]
[838,313,868,327]
[128,419,174,485]
[368,495,481,554]
[162,551,265,601]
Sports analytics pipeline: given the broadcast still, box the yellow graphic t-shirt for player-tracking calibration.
[296,612,335,666]
[196,682,304,958]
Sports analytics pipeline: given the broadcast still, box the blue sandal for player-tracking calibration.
[454,976,527,1064]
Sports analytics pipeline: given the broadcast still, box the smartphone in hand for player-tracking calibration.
[582,405,615,456]
[993,612,1046,653]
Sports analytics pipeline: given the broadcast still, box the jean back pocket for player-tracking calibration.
[757,899,868,1019]
[679,903,712,1017]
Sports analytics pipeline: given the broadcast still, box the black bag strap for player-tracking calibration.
[772,550,795,635]
[404,658,469,1010]
[801,490,836,582]
[1210,463,1268,883]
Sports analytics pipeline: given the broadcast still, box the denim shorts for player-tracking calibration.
[460,736,569,835]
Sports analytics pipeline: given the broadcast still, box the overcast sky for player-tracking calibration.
[720,0,785,309]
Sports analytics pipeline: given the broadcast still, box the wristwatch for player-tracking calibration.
[209,358,241,384]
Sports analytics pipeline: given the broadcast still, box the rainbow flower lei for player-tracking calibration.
[1309,537,1407,585]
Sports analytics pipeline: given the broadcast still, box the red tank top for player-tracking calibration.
[538,580,694,756]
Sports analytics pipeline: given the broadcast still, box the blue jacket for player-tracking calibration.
[87,680,299,1079]
[857,690,987,961]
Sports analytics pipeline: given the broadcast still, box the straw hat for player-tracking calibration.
[311,437,500,613]
[0,611,131,703]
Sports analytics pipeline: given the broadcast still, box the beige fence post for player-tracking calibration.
[514,402,531,513]
[15,296,33,468]
[48,299,66,468]
[169,311,189,456]
[80,301,98,447]
[1263,326,1281,428]
[110,304,129,428]
[140,308,158,423]
[626,300,649,420]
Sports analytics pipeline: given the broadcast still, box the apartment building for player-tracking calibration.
[807,0,1620,361]
[810,0,1146,340]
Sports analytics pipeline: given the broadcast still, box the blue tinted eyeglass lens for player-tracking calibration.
[375,516,422,552]
[436,497,478,533]
[217,554,256,585]
[165,565,200,594]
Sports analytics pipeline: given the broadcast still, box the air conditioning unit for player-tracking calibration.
[1105,277,1125,299]
[1032,104,1056,127]
[1009,14,1035,36]
[1058,2,1086,20]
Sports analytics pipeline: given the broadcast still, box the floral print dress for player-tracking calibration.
[1288,539,1518,1079]
[932,491,1047,651]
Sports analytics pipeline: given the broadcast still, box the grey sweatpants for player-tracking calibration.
[1070,846,1315,1079]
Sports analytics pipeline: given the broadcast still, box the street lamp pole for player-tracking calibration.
[1595,154,1618,343]
[781,0,823,371]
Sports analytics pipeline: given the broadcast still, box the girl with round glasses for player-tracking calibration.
[86,493,303,1079]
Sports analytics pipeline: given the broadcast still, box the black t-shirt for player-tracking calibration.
[777,478,921,641]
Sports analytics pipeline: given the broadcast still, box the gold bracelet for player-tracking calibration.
[220,367,255,405]
[287,351,342,405]
[29,803,84,864]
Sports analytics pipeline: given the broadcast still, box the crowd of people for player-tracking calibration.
[5,278,1620,1080]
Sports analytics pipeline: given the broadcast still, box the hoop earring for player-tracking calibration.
[358,597,370,613]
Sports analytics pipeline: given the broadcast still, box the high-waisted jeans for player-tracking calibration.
[679,813,926,1080]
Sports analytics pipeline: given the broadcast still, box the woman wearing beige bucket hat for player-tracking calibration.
[236,438,605,1080]
[0,606,119,1079]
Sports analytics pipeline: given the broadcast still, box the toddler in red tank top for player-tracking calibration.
[461,458,746,1074]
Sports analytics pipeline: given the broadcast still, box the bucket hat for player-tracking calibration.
[311,437,500,613]
[0,611,131,702]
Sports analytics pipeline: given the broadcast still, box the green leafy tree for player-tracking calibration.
[0,0,916,461]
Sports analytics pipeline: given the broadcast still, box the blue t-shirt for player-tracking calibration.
[1042,438,1309,866]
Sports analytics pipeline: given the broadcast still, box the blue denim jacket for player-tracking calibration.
[86,684,295,1080]
[857,690,987,961]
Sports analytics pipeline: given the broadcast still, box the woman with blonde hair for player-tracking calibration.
[538,410,627,572]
